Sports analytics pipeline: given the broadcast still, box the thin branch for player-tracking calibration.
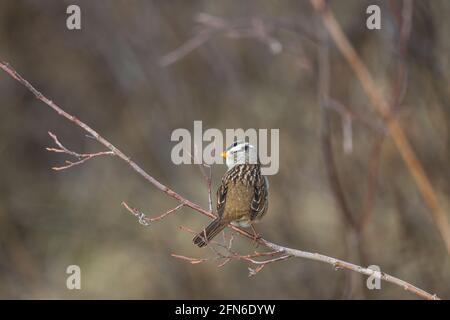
[389,0,413,112]
[122,202,184,226]
[310,0,450,255]
[160,13,282,67]
[326,98,386,134]
[160,29,216,67]
[261,239,438,300]
[176,225,290,277]
[46,131,114,170]
[318,31,357,228]
[171,254,209,265]
[0,61,440,300]
[318,23,366,298]
[191,144,213,212]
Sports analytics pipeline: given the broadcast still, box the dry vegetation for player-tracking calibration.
[0,0,449,299]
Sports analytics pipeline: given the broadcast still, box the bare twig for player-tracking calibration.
[0,61,440,299]
[325,98,386,134]
[317,24,365,298]
[261,239,438,300]
[318,33,357,228]
[389,0,413,112]
[171,254,209,265]
[46,131,114,170]
[160,29,216,67]
[122,202,184,226]
[191,144,213,212]
[160,13,282,67]
[310,0,450,255]
[176,225,290,277]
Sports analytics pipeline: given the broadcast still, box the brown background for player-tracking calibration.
[0,0,449,299]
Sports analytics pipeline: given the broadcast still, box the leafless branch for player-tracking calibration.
[191,144,213,212]
[0,60,440,300]
[389,0,413,112]
[46,131,114,171]
[325,98,386,135]
[318,23,367,298]
[160,13,282,67]
[122,202,184,226]
[175,225,290,277]
[171,254,209,265]
[318,34,357,229]
[310,0,450,256]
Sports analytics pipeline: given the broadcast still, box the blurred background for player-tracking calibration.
[0,0,449,299]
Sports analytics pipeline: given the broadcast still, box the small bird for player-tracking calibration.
[193,141,269,247]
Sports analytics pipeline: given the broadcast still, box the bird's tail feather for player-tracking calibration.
[193,219,226,247]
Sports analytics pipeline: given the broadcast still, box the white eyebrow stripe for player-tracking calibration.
[227,142,254,152]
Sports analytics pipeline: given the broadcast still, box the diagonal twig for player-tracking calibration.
[46,131,114,170]
[310,0,450,255]
[122,202,184,226]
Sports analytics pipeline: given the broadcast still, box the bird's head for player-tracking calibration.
[221,141,258,169]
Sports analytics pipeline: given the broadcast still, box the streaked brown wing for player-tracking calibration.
[250,175,268,220]
[216,181,228,219]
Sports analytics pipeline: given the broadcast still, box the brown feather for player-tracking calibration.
[193,163,269,247]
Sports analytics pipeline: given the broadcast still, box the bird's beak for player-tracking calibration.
[221,151,228,159]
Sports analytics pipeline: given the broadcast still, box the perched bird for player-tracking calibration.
[193,141,269,247]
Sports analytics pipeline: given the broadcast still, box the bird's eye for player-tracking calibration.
[232,141,238,148]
